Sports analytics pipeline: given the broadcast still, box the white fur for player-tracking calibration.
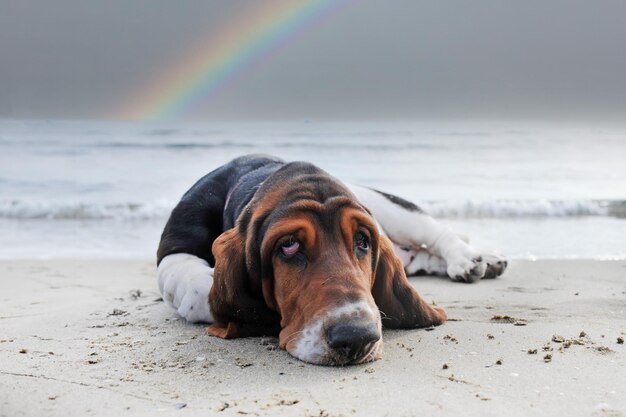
[292,300,382,365]
[405,250,448,276]
[157,253,214,323]
[391,243,417,266]
[348,184,492,282]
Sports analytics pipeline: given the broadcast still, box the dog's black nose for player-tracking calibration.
[326,323,380,361]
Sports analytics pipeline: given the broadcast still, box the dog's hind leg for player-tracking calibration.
[348,184,506,282]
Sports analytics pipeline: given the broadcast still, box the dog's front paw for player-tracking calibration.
[158,253,215,323]
[176,274,214,323]
[482,252,508,279]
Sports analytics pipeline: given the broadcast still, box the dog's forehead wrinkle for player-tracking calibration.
[275,199,357,223]
[263,205,366,256]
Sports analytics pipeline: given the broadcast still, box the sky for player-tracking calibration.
[1,0,625,122]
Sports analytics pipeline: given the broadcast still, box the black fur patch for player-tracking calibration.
[372,189,423,213]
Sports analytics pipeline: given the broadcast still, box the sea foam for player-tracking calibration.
[1,198,622,221]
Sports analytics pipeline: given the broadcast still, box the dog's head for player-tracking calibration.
[207,162,446,365]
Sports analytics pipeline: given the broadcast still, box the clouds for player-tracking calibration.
[1,0,625,121]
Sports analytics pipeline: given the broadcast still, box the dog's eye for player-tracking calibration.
[280,238,300,258]
[355,231,370,253]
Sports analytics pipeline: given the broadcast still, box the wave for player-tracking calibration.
[0,200,174,221]
[421,199,626,219]
[1,199,624,221]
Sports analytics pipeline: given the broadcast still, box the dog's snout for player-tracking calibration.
[326,323,381,361]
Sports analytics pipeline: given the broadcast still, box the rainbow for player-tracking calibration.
[116,0,350,121]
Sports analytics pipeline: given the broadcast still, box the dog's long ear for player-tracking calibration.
[207,227,280,339]
[372,235,447,328]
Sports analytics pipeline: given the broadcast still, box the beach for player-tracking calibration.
[3,0,626,414]
[1,259,624,417]
[1,120,625,416]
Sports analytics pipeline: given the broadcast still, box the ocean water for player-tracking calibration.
[1,120,625,260]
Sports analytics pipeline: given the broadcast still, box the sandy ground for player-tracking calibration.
[0,259,624,417]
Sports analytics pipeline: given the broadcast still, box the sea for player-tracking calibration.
[1,120,625,260]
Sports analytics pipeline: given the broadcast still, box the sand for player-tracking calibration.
[0,259,624,417]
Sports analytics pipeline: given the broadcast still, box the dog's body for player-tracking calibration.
[157,155,506,365]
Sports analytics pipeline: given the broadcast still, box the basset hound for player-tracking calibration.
[157,155,507,366]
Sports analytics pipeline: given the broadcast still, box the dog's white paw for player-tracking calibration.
[176,273,214,323]
[445,244,487,283]
[157,253,215,323]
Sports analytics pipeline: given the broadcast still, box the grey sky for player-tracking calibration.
[1,0,625,121]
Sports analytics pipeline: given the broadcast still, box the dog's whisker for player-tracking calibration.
[283,330,304,346]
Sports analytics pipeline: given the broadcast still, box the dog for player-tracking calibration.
[156,155,507,365]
